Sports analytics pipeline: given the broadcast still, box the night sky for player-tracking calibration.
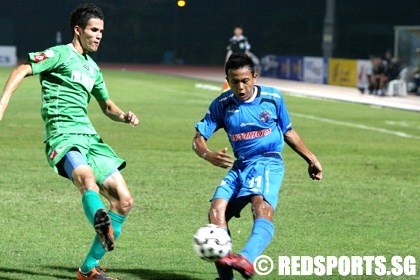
[1,0,419,65]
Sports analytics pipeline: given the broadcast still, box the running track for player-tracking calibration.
[100,63,420,112]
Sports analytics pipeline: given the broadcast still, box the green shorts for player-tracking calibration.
[45,134,126,186]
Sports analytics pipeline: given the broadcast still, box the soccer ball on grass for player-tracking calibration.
[193,223,232,262]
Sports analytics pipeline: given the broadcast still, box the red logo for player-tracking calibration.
[230,128,272,141]
[49,150,58,160]
[34,53,47,62]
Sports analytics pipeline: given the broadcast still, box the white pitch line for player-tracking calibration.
[291,113,420,140]
[195,83,221,91]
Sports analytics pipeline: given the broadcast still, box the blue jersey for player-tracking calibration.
[195,85,292,159]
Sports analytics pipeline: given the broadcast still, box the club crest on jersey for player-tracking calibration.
[259,110,271,123]
[49,150,58,160]
[34,53,47,62]
[34,50,55,63]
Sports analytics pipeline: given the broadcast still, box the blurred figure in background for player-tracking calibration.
[223,26,260,91]
[225,25,251,62]
[384,49,402,81]
[367,55,388,95]
[412,48,420,95]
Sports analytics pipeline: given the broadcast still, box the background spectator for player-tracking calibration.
[368,55,388,95]
[225,25,251,62]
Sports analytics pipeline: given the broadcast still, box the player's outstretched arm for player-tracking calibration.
[192,131,233,169]
[0,63,33,121]
[284,129,323,180]
[98,98,139,127]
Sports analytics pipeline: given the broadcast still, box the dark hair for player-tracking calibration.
[225,53,255,76]
[70,3,104,33]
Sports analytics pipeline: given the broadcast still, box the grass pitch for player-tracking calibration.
[0,67,418,279]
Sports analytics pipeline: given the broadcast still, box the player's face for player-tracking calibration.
[76,18,104,53]
[234,27,243,36]
[227,66,257,102]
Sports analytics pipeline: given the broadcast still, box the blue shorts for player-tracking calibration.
[211,154,285,215]
[56,149,120,186]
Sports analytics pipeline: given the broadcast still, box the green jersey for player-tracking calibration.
[28,43,109,140]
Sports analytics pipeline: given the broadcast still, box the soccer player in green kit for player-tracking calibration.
[0,3,138,280]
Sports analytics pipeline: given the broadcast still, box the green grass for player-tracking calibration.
[0,67,419,279]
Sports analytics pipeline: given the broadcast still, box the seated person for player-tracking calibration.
[368,55,388,95]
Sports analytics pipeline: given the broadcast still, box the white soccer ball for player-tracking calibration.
[193,224,232,262]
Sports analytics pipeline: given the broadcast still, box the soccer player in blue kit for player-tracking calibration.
[192,53,323,279]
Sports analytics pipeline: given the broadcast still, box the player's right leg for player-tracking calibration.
[211,198,250,280]
[209,170,243,280]
[209,198,235,280]
[208,168,241,228]
[214,197,255,279]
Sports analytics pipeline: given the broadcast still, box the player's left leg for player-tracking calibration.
[219,196,275,279]
[100,171,133,237]
[88,137,133,239]
[219,157,284,278]
[241,195,275,263]
[79,171,133,275]
[77,171,133,278]
[241,157,283,265]
[79,137,132,277]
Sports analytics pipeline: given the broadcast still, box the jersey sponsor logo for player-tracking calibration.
[71,70,94,91]
[228,108,240,113]
[240,122,256,127]
[230,128,272,141]
[34,53,47,62]
[219,93,234,102]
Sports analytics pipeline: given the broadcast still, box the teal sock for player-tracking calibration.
[82,190,105,226]
[80,235,106,272]
[80,210,126,272]
[109,211,126,240]
[240,218,274,264]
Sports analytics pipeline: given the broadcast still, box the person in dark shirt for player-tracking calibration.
[368,55,388,95]
[225,25,251,62]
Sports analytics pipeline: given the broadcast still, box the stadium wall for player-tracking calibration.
[260,54,371,92]
[0,46,17,67]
